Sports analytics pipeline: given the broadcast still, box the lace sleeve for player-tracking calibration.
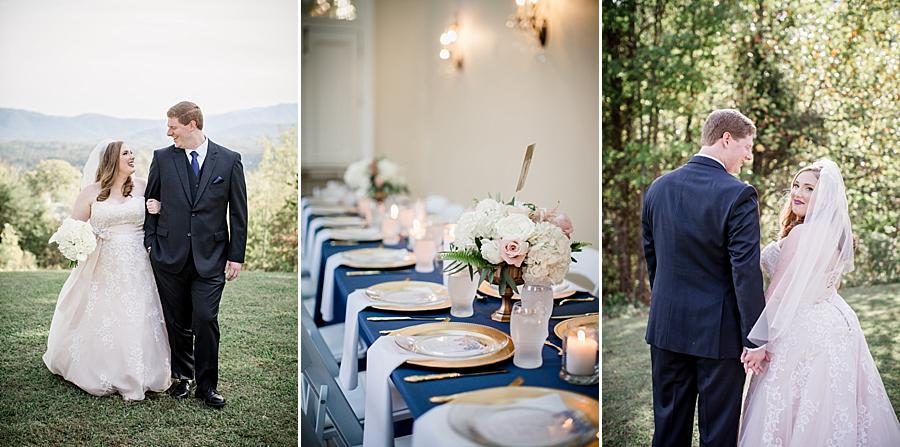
[760,240,781,278]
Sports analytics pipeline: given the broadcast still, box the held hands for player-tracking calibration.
[741,347,771,375]
[225,261,243,281]
[146,199,162,214]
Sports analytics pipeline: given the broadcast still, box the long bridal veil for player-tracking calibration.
[747,158,854,349]
[80,139,114,189]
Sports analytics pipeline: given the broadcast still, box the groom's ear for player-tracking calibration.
[188,120,198,130]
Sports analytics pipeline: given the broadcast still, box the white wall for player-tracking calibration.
[374,0,599,246]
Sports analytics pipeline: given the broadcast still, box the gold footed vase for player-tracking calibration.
[490,265,524,322]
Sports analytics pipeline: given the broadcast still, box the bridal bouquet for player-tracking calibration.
[343,157,409,201]
[49,218,97,265]
[442,197,588,293]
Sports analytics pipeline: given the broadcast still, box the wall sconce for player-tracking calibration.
[308,0,357,21]
[439,22,463,70]
[507,0,548,47]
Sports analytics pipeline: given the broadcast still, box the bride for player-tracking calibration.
[43,140,171,400]
[739,159,900,445]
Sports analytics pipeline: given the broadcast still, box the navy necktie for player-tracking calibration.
[190,151,200,177]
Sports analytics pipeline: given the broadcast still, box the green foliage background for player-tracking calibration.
[0,128,298,272]
[603,0,899,306]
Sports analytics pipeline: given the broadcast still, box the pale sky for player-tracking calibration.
[0,0,297,119]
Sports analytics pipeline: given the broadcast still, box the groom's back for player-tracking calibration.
[642,156,763,359]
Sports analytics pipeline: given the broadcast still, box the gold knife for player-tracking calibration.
[367,316,450,321]
[404,369,508,383]
[549,312,599,320]
[345,270,382,276]
[430,376,524,403]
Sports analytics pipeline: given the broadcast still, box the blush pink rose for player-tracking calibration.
[554,213,573,238]
[500,239,529,267]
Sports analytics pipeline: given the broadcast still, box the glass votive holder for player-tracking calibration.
[511,302,546,369]
[413,238,436,273]
[381,218,400,245]
[560,325,599,385]
[447,270,480,317]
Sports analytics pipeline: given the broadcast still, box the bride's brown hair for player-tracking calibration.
[95,141,133,202]
[778,164,822,239]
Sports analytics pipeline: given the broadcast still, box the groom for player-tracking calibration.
[641,109,767,446]
[144,101,248,408]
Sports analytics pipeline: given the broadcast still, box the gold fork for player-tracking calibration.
[429,376,524,404]
[557,297,596,306]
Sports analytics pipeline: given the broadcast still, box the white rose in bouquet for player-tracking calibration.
[480,239,502,264]
[49,218,98,264]
[495,213,536,241]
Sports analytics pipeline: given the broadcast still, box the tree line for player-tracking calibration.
[0,128,298,272]
[603,0,899,307]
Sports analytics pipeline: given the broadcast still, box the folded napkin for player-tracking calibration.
[412,394,570,447]
[319,251,347,322]
[301,206,314,242]
[307,229,335,295]
[362,336,424,447]
[303,216,329,262]
[338,290,376,389]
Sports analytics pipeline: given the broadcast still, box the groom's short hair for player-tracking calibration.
[167,101,204,130]
[700,109,755,145]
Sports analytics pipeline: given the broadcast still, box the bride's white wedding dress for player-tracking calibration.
[43,195,171,400]
[739,240,900,446]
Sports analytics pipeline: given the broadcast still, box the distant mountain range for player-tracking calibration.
[0,104,297,169]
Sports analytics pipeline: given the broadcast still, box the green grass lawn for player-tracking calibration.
[602,282,900,446]
[0,271,298,447]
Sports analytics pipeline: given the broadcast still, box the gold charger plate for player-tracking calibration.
[447,386,599,447]
[329,228,382,242]
[342,248,416,269]
[553,315,600,340]
[478,281,577,300]
[367,281,450,312]
[390,322,514,368]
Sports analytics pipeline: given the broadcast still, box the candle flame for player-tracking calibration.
[578,329,586,342]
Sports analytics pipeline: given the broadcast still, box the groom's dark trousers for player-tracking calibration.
[642,156,765,447]
[144,141,247,395]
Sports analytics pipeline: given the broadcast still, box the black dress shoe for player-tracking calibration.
[168,379,193,399]
[197,389,226,408]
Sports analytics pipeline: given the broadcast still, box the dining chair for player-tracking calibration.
[301,307,410,421]
[567,246,600,296]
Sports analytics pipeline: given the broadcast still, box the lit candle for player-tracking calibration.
[410,219,426,240]
[381,204,400,244]
[565,328,598,376]
[413,238,436,273]
[442,223,456,252]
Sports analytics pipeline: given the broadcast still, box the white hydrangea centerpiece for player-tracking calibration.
[443,196,588,294]
[343,157,409,201]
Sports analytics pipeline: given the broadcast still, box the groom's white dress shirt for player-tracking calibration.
[695,152,726,169]
[182,136,209,169]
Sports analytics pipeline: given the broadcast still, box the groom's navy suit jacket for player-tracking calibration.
[144,141,248,278]
[642,156,764,359]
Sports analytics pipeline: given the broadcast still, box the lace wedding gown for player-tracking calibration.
[739,241,900,446]
[43,196,171,400]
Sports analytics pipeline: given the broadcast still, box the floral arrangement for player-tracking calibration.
[48,218,97,266]
[343,157,409,201]
[442,197,588,293]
